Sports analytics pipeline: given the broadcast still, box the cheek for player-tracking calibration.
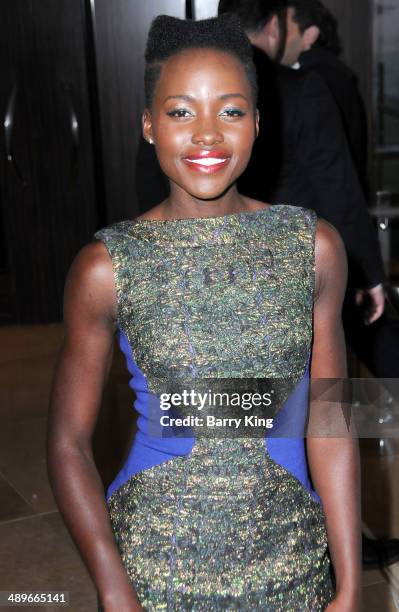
[153,122,187,170]
[231,122,256,158]
[154,118,188,148]
[285,28,296,51]
[290,33,301,51]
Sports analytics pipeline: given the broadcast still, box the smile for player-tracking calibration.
[182,156,231,174]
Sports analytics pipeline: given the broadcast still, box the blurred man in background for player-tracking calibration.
[217,0,385,319]
[281,0,368,192]
[281,0,399,382]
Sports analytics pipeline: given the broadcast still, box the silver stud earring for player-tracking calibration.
[148,138,154,145]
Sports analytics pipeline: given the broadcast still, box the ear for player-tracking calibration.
[142,108,154,144]
[303,25,320,50]
[255,109,260,138]
[267,14,280,43]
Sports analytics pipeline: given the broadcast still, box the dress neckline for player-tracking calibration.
[132,205,274,225]
[112,205,298,247]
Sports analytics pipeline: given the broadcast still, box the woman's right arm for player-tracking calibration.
[46,241,144,612]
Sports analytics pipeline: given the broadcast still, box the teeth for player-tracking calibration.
[186,158,227,166]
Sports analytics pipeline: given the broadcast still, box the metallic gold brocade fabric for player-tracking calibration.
[107,439,333,611]
[94,206,334,611]
[95,206,314,385]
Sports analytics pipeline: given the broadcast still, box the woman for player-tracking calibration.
[47,14,361,611]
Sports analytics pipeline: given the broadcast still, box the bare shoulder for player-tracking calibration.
[63,240,117,327]
[66,240,114,289]
[315,218,346,263]
[314,218,348,301]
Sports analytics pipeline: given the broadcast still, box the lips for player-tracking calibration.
[182,150,231,174]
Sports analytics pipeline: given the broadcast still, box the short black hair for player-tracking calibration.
[287,0,342,55]
[144,14,258,108]
[218,0,287,33]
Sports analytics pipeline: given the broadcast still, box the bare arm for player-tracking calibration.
[46,241,143,612]
[308,220,361,610]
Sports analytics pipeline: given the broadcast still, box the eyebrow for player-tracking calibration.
[219,93,249,102]
[163,93,249,103]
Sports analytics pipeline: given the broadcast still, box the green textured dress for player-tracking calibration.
[94,205,334,611]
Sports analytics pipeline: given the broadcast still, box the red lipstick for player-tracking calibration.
[182,150,231,174]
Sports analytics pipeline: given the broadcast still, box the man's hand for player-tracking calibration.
[355,283,385,325]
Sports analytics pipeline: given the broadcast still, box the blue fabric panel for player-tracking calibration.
[265,363,321,504]
[106,327,195,501]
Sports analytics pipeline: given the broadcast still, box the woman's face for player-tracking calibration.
[143,48,259,201]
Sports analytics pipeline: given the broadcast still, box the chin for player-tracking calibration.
[181,178,236,202]
[190,189,230,201]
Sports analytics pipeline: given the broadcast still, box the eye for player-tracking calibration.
[220,108,246,118]
[166,109,194,118]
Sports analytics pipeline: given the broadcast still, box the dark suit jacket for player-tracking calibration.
[297,47,368,192]
[135,46,384,289]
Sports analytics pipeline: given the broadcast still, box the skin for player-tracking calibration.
[141,49,259,217]
[47,47,361,610]
[310,222,361,611]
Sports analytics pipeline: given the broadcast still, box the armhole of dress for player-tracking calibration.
[93,230,122,328]
[308,209,318,375]
[93,229,140,380]
[309,209,317,309]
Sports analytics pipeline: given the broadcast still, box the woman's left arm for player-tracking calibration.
[307,219,361,611]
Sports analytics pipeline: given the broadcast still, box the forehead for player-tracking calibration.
[155,48,251,99]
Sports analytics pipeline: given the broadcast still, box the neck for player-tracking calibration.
[161,183,248,220]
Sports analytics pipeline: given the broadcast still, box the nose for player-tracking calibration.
[191,118,224,146]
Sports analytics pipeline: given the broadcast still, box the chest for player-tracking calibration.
[117,239,314,381]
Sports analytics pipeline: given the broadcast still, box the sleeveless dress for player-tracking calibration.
[94,205,334,611]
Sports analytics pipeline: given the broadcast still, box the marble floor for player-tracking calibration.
[0,324,398,611]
